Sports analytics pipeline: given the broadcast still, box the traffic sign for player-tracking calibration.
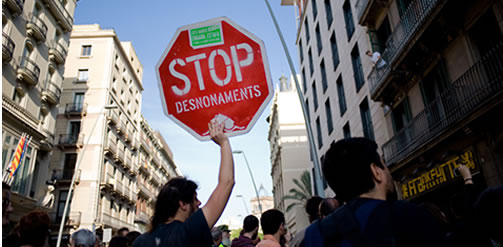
[156,17,273,141]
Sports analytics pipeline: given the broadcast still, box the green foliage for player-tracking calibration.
[282,170,312,212]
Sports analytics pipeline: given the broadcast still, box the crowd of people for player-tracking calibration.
[2,121,503,247]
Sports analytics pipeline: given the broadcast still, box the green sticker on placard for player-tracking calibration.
[190,25,222,47]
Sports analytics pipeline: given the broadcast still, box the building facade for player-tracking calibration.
[2,0,77,223]
[282,0,389,196]
[267,75,311,235]
[357,0,503,205]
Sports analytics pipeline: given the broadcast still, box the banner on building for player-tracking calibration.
[2,133,32,185]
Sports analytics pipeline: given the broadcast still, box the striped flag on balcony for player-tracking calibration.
[2,133,32,185]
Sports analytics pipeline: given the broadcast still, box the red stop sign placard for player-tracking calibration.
[156,17,273,141]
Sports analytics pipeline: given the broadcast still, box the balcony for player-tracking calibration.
[41,81,61,105]
[107,109,119,126]
[356,0,392,26]
[65,103,87,117]
[138,181,156,199]
[39,128,54,152]
[100,173,115,190]
[135,211,150,224]
[26,13,48,43]
[113,180,125,196]
[3,0,24,16]
[2,32,15,63]
[55,168,81,185]
[58,134,84,148]
[368,0,443,101]
[41,0,73,32]
[104,138,117,157]
[49,41,67,65]
[16,56,40,86]
[118,120,127,135]
[115,148,125,164]
[150,171,161,185]
[50,211,81,228]
[125,128,133,143]
[100,212,135,231]
[383,42,503,166]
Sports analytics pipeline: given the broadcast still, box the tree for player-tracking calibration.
[283,170,312,212]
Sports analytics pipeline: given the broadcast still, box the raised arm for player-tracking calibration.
[202,119,235,228]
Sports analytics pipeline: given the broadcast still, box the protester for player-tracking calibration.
[117,227,129,237]
[2,182,14,239]
[125,231,141,247]
[218,224,231,247]
[4,211,51,247]
[231,215,259,247]
[366,50,386,69]
[109,236,128,247]
[318,198,340,219]
[257,209,286,247]
[474,185,503,246]
[211,227,223,247]
[71,229,98,247]
[302,137,445,247]
[289,196,323,247]
[133,119,235,247]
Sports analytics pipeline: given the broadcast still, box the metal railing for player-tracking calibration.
[4,0,24,15]
[105,138,117,155]
[50,211,81,227]
[42,80,61,104]
[355,0,371,24]
[3,32,15,62]
[41,0,73,31]
[65,103,87,115]
[27,13,48,41]
[383,41,503,165]
[18,56,41,84]
[369,0,442,98]
[58,134,84,146]
[49,40,68,63]
[107,109,119,125]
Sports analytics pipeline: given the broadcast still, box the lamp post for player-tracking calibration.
[232,150,262,214]
[236,194,249,215]
[56,104,117,247]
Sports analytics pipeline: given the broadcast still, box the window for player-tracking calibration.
[63,153,77,179]
[312,81,319,110]
[343,0,355,40]
[325,0,333,28]
[56,190,69,219]
[351,44,365,91]
[73,93,84,110]
[321,60,328,92]
[305,18,310,42]
[312,0,318,18]
[12,89,23,104]
[325,98,333,134]
[308,48,314,76]
[316,24,322,54]
[343,122,351,139]
[330,32,340,70]
[77,69,89,82]
[316,117,322,149]
[360,98,375,140]
[299,39,304,63]
[5,137,33,196]
[391,98,412,134]
[81,45,92,56]
[336,75,347,116]
[302,68,307,93]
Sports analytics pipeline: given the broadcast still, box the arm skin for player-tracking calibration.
[202,119,235,228]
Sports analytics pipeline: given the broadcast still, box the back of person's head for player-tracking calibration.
[319,198,340,218]
[125,231,141,247]
[109,236,128,247]
[150,177,198,231]
[71,229,96,247]
[475,185,503,243]
[117,227,129,236]
[305,196,323,223]
[211,227,223,243]
[322,137,384,203]
[260,209,285,235]
[242,215,259,233]
[18,211,51,247]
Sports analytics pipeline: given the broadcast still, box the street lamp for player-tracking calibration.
[232,150,262,214]
[236,194,249,215]
[56,104,118,247]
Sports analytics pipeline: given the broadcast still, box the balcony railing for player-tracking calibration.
[135,211,150,224]
[107,109,119,125]
[2,32,15,63]
[65,103,87,116]
[369,0,442,100]
[49,41,67,64]
[55,168,81,184]
[41,81,61,105]
[383,41,503,165]
[50,211,81,228]
[3,0,24,16]
[58,134,84,147]
[26,13,48,42]
[116,149,125,164]
[104,138,117,156]
[17,56,40,85]
[41,0,73,32]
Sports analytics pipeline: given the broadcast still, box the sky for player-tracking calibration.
[74,1,300,225]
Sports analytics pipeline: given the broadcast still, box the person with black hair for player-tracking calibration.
[125,231,140,247]
[2,182,14,239]
[117,227,129,237]
[318,198,340,219]
[133,120,235,247]
[257,209,286,247]
[289,196,323,247]
[231,215,259,247]
[302,137,445,247]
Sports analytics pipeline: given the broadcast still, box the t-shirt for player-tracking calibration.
[372,52,386,68]
[133,209,213,247]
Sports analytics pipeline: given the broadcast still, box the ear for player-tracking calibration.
[178,200,188,211]
[370,163,385,184]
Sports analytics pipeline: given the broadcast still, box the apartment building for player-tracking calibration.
[357,0,503,204]
[282,0,389,195]
[136,117,182,232]
[268,75,311,234]
[48,24,144,242]
[2,0,77,222]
